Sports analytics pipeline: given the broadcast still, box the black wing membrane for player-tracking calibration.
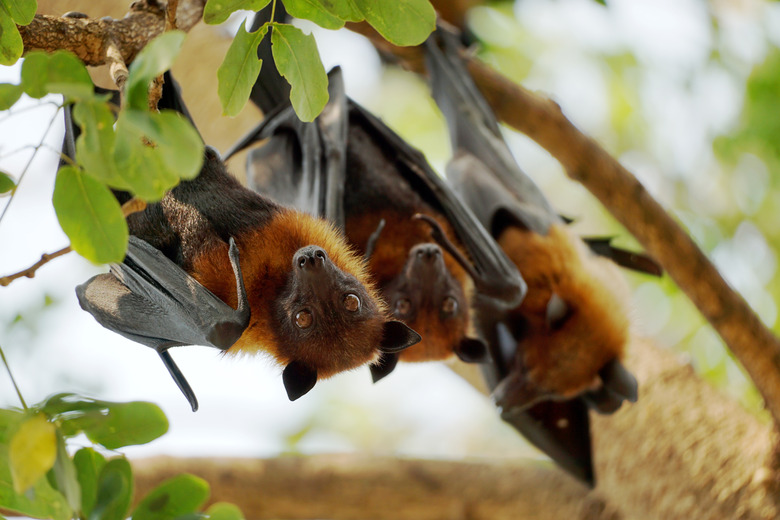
[71,73,250,411]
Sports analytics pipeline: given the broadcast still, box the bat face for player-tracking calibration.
[492,224,632,409]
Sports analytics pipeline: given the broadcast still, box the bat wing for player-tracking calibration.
[76,236,250,411]
[347,100,526,307]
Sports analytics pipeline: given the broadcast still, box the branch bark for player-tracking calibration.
[347,22,780,428]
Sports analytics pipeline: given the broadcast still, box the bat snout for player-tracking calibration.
[294,246,330,272]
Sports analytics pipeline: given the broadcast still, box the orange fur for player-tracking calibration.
[346,209,472,362]
[191,208,387,377]
[498,224,630,397]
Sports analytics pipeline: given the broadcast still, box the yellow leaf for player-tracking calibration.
[9,414,57,494]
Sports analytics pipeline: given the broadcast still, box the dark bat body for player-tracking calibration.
[426,27,658,485]
[73,73,420,410]
[227,29,526,380]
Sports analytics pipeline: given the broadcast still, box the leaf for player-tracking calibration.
[0,3,22,66]
[131,474,209,520]
[73,448,106,519]
[119,109,203,181]
[203,0,271,25]
[206,502,245,520]
[217,21,268,117]
[52,165,128,264]
[72,99,127,188]
[90,458,132,520]
[351,0,435,46]
[21,51,93,100]
[9,414,57,494]
[282,0,348,30]
[125,31,186,110]
[271,24,328,122]
[1,0,36,25]
[0,83,22,110]
[50,431,81,513]
[0,170,16,194]
[64,401,169,450]
[0,449,71,520]
[0,409,25,442]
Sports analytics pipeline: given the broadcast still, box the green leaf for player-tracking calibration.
[125,31,186,110]
[283,0,349,30]
[52,165,128,264]
[206,502,245,520]
[41,393,111,416]
[90,458,132,520]
[1,0,36,25]
[0,3,22,66]
[0,170,16,194]
[0,83,22,110]
[203,0,271,25]
[352,0,435,46]
[119,109,204,180]
[64,401,169,450]
[72,99,127,188]
[271,24,328,122]
[73,448,106,519]
[0,448,71,520]
[132,474,209,520]
[0,409,25,442]
[217,21,268,117]
[50,432,81,513]
[21,51,93,100]
[9,414,57,494]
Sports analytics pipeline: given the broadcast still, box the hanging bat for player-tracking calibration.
[72,72,420,411]
[425,26,660,485]
[226,24,526,381]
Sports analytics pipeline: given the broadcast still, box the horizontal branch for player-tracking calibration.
[20,0,206,66]
[132,454,607,520]
[348,22,780,427]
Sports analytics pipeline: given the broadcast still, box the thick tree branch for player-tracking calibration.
[20,0,206,67]
[348,23,780,428]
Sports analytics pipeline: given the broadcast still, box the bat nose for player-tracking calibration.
[294,246,329,271]
[413,243,441,264]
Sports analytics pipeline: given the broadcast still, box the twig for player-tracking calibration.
[0,198,147,287]
[166,0,180,31]
[347,24,780,426]
[106,41,129,95]
[0,344,28,411]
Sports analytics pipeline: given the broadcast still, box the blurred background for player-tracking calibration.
[0,0,778,469]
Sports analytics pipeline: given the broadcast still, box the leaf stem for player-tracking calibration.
[0,344,28,411]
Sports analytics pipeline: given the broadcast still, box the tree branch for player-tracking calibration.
[20,0,206,67]
[347,22,780,428]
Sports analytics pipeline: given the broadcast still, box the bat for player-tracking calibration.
[226,22,526,381]
[425,26,660,485]
[71,72,421,411]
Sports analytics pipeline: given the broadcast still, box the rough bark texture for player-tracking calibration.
[131,339,779,520]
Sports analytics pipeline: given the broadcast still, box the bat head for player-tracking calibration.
[384,242,488,364]
[494,224,636,412]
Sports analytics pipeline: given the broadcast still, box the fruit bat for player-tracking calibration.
[226,23,526,380]
[71,72,420,411]
[425,27,660,485]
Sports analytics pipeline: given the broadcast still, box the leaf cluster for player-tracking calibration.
[0,393,243,520]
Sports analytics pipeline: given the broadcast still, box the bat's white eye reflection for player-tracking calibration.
[394,298,411,317]
[295,310,313,329]
[344,293,361,312]
[441,296,458,316]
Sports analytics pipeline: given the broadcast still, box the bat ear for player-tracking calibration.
[599,358,638,403]
[454,337,489,363]
[545,292,569,330]
[370,352,399,383]
[282,361,318,401]
[492,372,551,412]
[379,320,421,353]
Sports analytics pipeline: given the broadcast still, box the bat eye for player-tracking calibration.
[394,298,411,317]
[441,296,458,316]
[343,293,361,312]
[295,310,313,329]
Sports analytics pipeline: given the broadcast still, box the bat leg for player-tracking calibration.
[158,350,199,412]
[370,352,399,382]
[364,219,386,261]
